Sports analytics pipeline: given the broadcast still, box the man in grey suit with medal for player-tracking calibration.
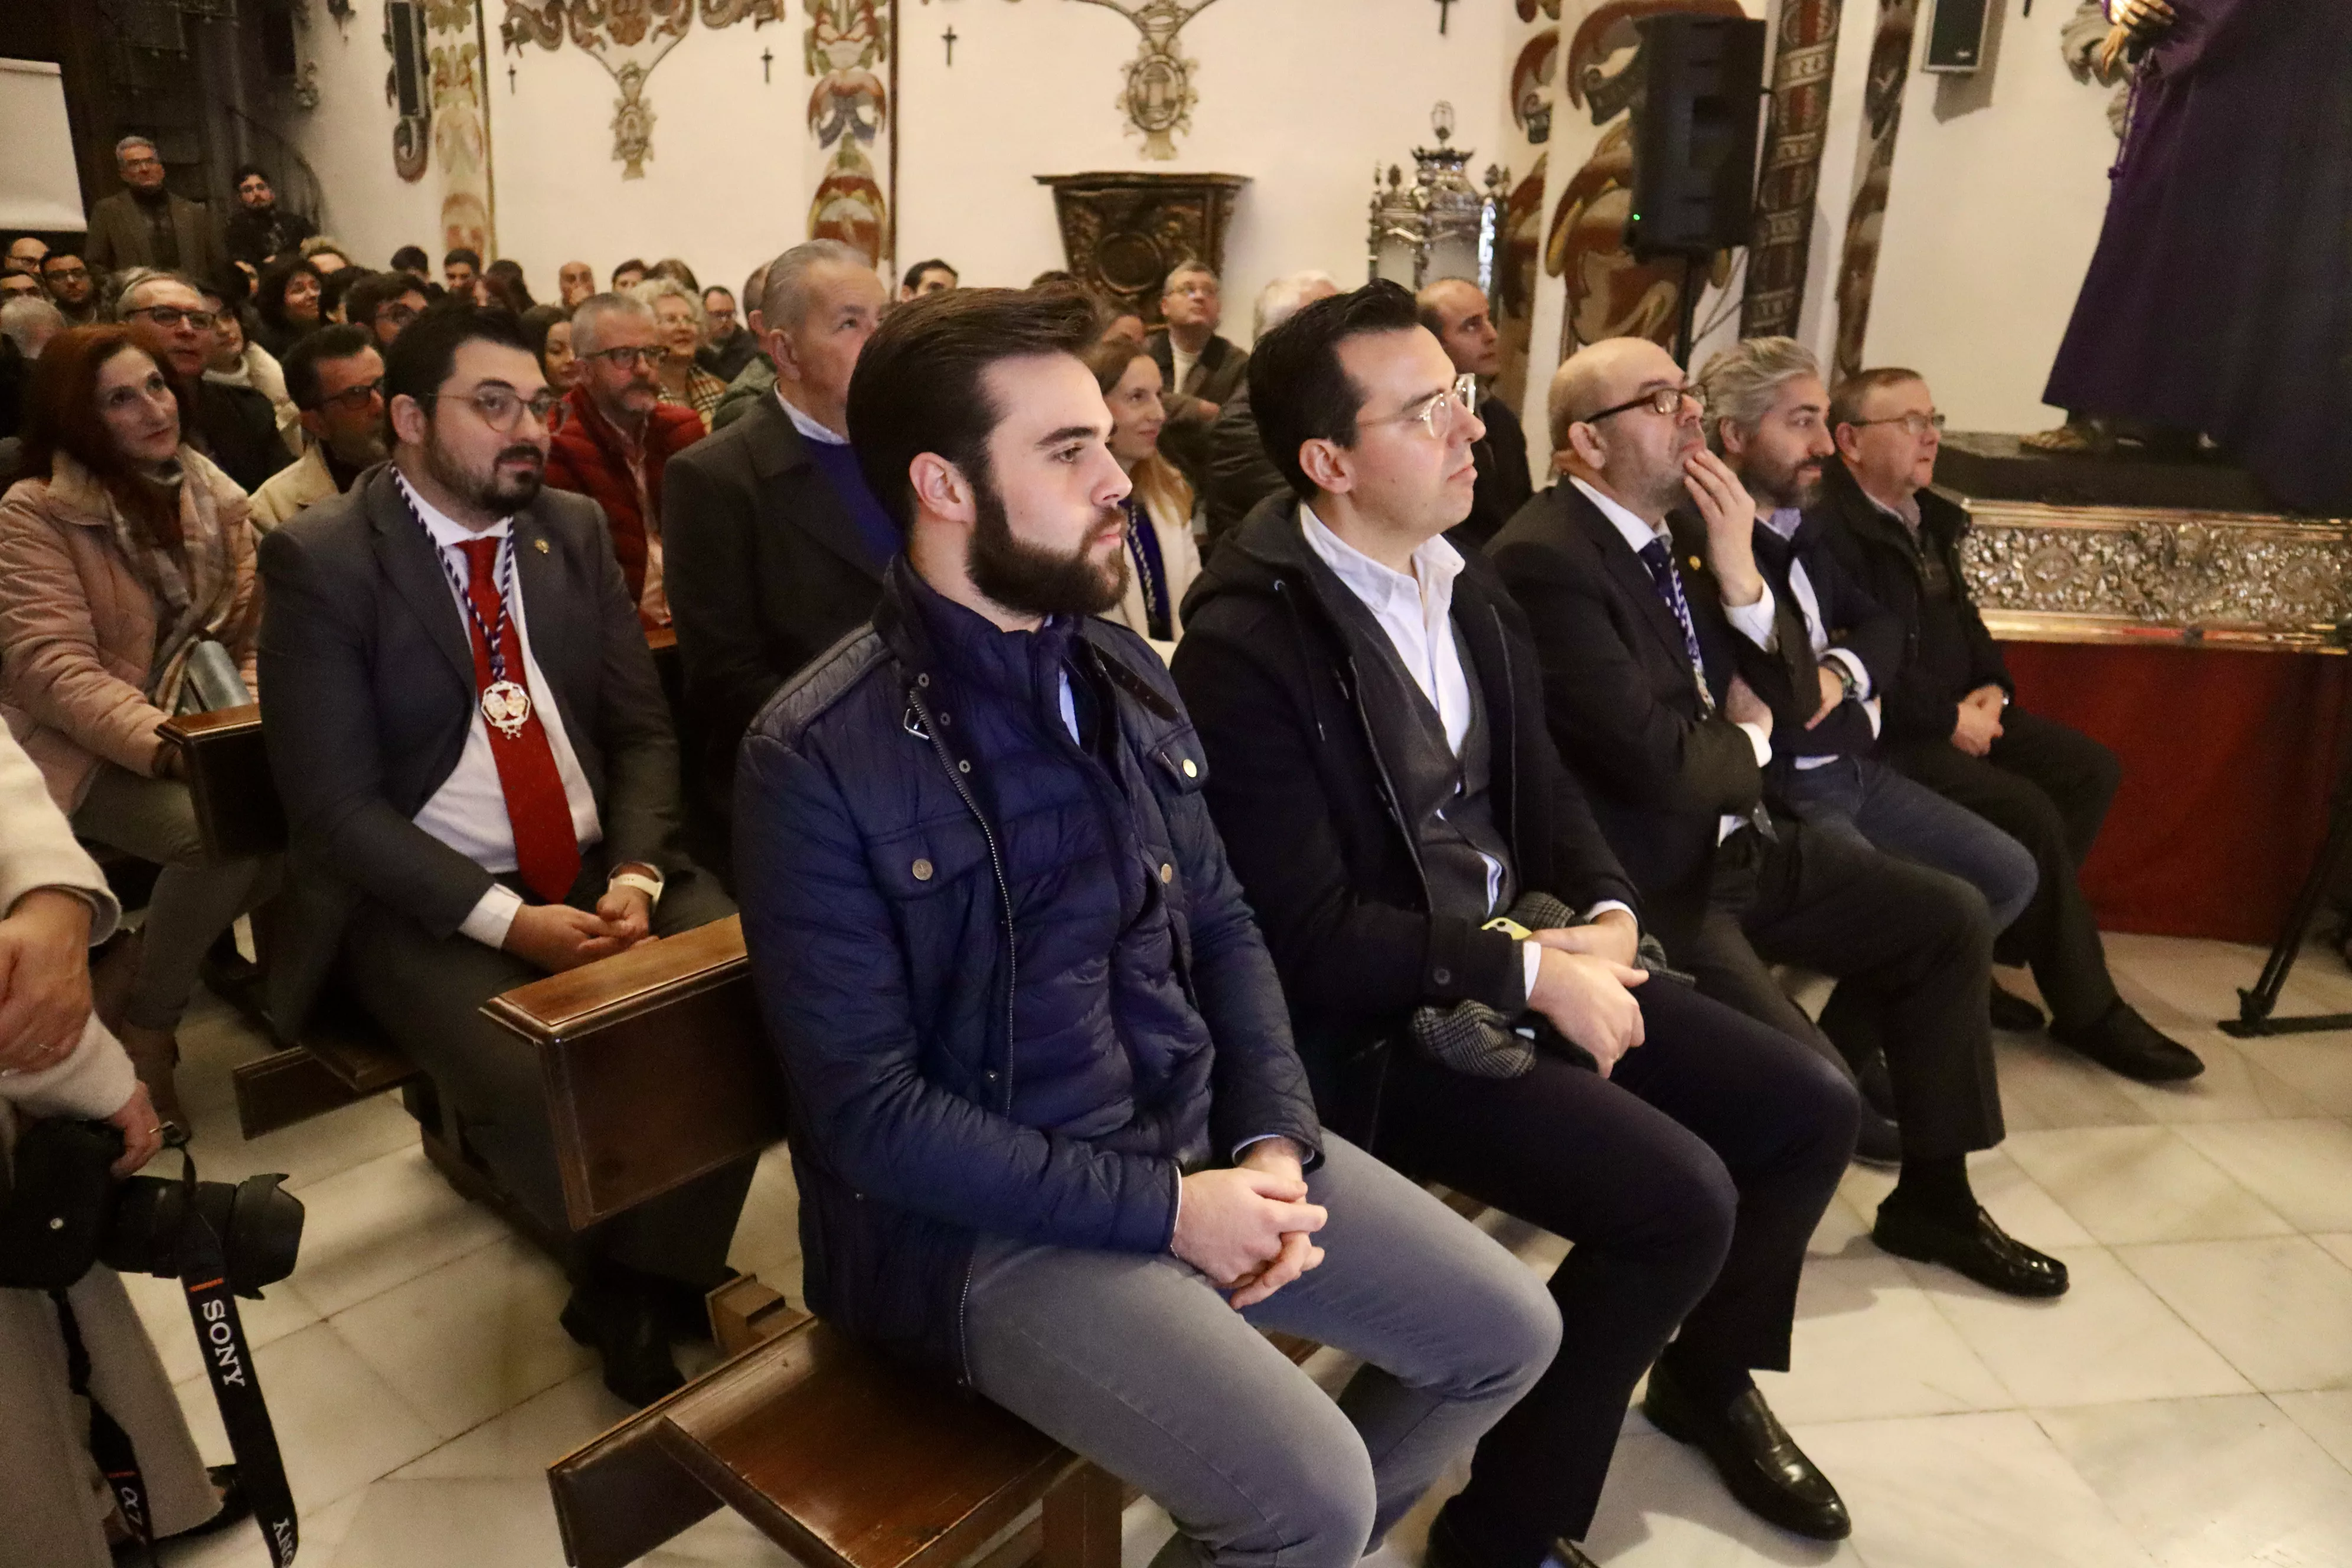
[255,300,743,1407]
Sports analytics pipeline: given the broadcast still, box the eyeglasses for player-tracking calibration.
[44,266,88,283]
[436,386,558,432]
[582,345,662,370]
[1372,373,1482,443]
[1578,384,1702,425]
[318,377,385,414]
[128,305,217,332]
[1847,410,1946,438]
[374,302,420,328]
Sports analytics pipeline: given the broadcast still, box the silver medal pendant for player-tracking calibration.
[481,679,533,739]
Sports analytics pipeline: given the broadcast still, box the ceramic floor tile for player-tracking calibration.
[122,1267,324,1387]
[1966,1148,2099,1250]
[2000,1127,2293,1244]
[393,1367,631,1479]
[1794,1412,2157,1568]
[194,1090,424,1194]
[2036,1393,2352,1568]
[285,1142,510,1317]
[1809,1191,1874,1260]
[329,1233,593,1440]
[1990,1034,2155,1132]
[2272,1389,2352,1475]
[172,1320,442,1512]
[2320,1233,2352,1272]
[2105,1035,2324,1125]
[2120,1237,2352,1393]
[727,1142,805,1291]
[1765,1255,2014,1425]
[325,1477,566,1567]
[1582,1430,1865,1565]
[2224,1035,2352,1118]
[1920,1247,2248,1409]
[156,1486,369,1568]
[643,1506,797,1565]
[2172,1119,2352,1234]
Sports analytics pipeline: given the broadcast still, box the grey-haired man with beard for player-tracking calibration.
[256,301,742,1408]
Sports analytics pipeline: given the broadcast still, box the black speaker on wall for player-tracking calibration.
[1923,0,1993,71]
[1626,14,1769,262]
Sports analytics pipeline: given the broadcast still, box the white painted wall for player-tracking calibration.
[276,9,443,270]
[485,22,808,304]
[893,0,1514,336]
[1861,4,2118,430]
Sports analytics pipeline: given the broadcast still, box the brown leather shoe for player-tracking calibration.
[117,1022,185,1133]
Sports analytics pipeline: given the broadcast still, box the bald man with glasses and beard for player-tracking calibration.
[257,300,741,1407]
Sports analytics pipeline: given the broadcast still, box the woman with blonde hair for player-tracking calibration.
[1083,335,1201,659]
[632,276,727,428]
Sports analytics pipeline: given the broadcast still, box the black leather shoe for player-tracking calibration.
[1851,1099,1902,1168]
[1874,1198,2069,1297]
[1424,1504,1599,1568]
[563,1274,687,1407]
[2051,1002,2204,1083]
[1643,1359,1850,1540]
[1990,983,2045,1033]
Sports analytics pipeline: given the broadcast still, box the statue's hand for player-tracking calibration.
[2109,0,2174,35]
[2096,22,2135,73]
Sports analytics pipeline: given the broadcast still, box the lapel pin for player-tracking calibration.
[534,537,550,554]
[1687,554,1703,571]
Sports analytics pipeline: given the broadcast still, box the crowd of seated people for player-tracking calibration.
[0,138,2216,1568]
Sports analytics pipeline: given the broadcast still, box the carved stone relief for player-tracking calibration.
[501,0,780,178]
[1037,172,1248,324]
[1064,0,1230,161]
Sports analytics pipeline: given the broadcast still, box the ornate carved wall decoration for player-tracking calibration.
[426,0,494,255]
[1491,17,1559,412]
[501,0,779,178]
[1740,0,1843,338]
[1036,172,1249,324]
[805,0,891,262]
[1546,0,1743,360]
[385,0,433,181]
[1830,0,1918,381]
[1064,0,1230,161]
[1959,501,2352,651]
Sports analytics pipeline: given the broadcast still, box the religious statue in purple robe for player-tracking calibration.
[2031,0,2352,514]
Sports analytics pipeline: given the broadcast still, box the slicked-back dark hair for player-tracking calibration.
[345,268,427,330]
[443,247,482,271]
[384,299,530,409]
[901,257,956,291]
[390,245,430,274]
[1247,278,1422,499]
[847,286,1099,535]
[283,323,377,411]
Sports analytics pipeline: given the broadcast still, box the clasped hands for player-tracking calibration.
[501,877,658,972]
[1172,1137,1326,1309]
[0,887,163,1175]
[1951,682,2007,757]
[1526,908,1648,1077]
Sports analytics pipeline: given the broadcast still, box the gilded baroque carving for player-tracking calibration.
[1958,499,2352,651]
[501,0,778,178]
[1065,0,1229,161]
[805,0,890,262]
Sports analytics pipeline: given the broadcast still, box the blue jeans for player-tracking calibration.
[1779,756,2039,931]
[963,1137,1561,1568]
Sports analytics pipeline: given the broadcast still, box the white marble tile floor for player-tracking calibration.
[136,938,2352,1566]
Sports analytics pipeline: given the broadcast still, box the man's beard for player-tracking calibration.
[1748,449,1825,511]
[328,426,391,468]
[427,436,544,515]
[966,467,1128,620]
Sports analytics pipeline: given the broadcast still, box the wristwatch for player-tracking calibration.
[607,863,665,907]
[1834,661,1860,703]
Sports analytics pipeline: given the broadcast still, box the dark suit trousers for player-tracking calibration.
[1888,707,2124,1031]
[343,860,752,1288]
[1689,819,2005,1161]
[1365,979,1857,1559]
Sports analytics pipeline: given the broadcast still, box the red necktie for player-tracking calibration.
[456,537,581,903]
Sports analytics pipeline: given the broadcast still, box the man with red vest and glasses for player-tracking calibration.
[255,300,741,1406]
[544,290,706,628]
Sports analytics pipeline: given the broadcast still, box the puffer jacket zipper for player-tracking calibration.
[907,676,1016,1381]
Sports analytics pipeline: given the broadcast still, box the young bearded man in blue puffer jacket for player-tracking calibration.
[733,286,1560,1568]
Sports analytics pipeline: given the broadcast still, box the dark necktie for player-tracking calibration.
[1636,537,1775,841]
[455,537,582,903]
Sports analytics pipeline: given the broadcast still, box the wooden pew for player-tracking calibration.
[157,707,786,1241]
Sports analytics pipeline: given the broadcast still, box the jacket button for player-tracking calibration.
[1180,757,1198,778]
[916,673,929,688]
[912,858,934,881]
[1433,967,1452,985]
[1159,862,1174,884]
[958,759,972,774]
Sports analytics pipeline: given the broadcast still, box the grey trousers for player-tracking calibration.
[70,763,267,1031]
[343,864,752,1287]
[963,1136,1562,1568]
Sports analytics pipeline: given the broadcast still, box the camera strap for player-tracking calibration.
[49,1287,164,1568]
[174,1146,300,1565]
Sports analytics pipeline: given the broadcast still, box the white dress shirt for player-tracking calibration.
[1170,339,1201,397]
[776,388,850,445]
[1570,477,1772,842]
[398,472,603,949]
[1751,507,1878,766]
[1301,504,1630,997]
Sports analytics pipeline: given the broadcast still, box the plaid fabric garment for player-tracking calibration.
[1409,891,1579,1079]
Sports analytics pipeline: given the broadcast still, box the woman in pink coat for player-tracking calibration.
[0,325,267,1130]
